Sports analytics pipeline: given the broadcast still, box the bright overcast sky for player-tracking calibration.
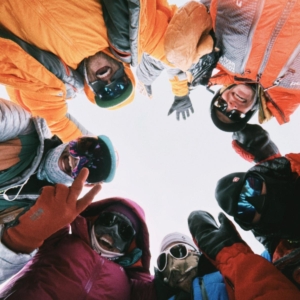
[1,0,300,273]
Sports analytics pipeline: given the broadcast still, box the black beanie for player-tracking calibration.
[210,86,258,132]
[215,172,247,216]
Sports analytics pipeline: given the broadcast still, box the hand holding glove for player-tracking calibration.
[188,211,244,260]
[2,168,101,253]
[168,94,194,120]
[232,124,281,163]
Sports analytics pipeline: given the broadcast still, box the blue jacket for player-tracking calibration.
[169,271,228,300]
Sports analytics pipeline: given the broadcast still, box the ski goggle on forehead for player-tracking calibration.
[89,64,130,101]
[214,96,246,121]
[96,212,136,241]
[157,243,196,272]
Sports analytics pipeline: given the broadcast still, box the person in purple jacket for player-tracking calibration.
[0,169,155,300]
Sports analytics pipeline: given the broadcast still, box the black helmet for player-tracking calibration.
[210,84,258,132]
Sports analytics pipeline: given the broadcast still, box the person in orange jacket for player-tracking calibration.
[164,0,300,131]
[215,124,300,288]
[0,0,201,142]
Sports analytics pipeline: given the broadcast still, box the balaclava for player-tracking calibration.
[215,169,300,239]
[91,204,142,266]
[37,143,74,186]
[159,233,200,286]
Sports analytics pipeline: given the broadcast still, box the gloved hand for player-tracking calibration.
[188,49,221,88]
[232,124,281,163]
[188,211,244,260]
[168,94,194,120]
[2,168,101,254]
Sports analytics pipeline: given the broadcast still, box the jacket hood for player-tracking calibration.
[80,197,151,273]
[84,48,135,110]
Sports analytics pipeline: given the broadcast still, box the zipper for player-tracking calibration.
[257,0,297,76]
[239,0,265,74]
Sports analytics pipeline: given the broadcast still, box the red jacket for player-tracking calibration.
[0,198,156,300]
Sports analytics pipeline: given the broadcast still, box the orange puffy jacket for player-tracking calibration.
[0,0,176,141]
[207,0,300,125]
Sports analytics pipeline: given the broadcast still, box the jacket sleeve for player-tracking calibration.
[0,225,37,284]
[214,243,300,299]
[6,87,93,143]
[130,276,157,300]
[136,54,189,97]
[0,98,35,142]
[285,153,300,176]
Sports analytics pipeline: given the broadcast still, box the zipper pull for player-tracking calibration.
[256,73,262,82]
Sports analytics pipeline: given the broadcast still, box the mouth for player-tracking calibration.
[98,235,115,250]
[96,66,112,81]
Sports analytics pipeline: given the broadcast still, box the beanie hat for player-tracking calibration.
[215,172,247,216]
[160,232,197,252]
[101,203,140,233]
[210,85,258,132]
[69,135,117,184]
[37,143,74,186]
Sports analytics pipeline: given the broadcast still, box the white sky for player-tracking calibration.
[1,0,300,273]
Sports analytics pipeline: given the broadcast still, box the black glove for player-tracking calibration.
[188,49,221,88]
[168,95,194,120]
[188,211,244,260]
[144,85,152,98]
[232,124,281,163]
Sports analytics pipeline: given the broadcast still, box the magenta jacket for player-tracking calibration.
[0,197,156,300]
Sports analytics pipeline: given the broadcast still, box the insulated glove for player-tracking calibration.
[2,168,101,254]
[188,211,244,260]
[168,95,194,120]
[232,124,281,163]
[188,49,221,88]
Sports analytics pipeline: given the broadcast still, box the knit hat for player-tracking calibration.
[210,85,258,132]
[69,135,117,184]
[160,232,197,252]
[37,143,74,186]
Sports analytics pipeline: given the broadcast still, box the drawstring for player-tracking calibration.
[1,178,30,201]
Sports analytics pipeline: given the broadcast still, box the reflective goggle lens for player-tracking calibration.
[97,212,135,241]
[157,244,194,272]
[90,65,130,101]
[214,96,246,121]
[236,199,256,224]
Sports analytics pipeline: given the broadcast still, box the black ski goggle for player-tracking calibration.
[96,212,135,241]
[90,65,130,101]
[214,96,246,121]
[157,243,196,272]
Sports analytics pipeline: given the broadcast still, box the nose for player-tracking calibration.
[226,97,238,111]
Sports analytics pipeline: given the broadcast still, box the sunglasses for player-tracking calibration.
[214,96,246,121]
[90,64,130,101]
[96,212,136,241]
[157,243,196,272]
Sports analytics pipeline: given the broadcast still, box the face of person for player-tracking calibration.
[215,84,257,123]
[161,243,199,293]
[85,51,121,84]
[58,145,80,176]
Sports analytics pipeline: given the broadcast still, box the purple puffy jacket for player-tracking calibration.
[0,197,156,300]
